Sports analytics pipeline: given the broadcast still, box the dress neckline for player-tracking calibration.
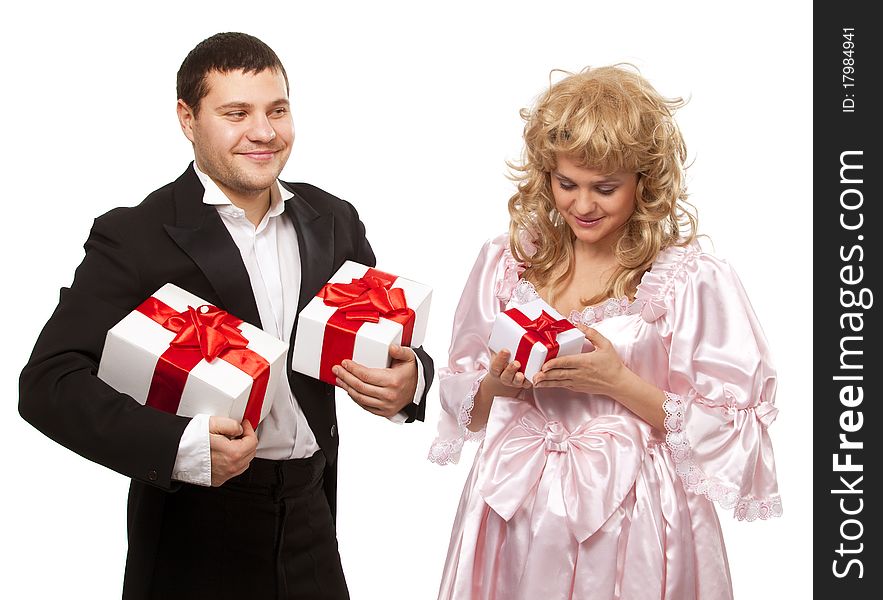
[502,240,702,326]
[511,279,641,326]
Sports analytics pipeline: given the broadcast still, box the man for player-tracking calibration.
[18,32,432,599]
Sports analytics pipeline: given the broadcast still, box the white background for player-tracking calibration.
[0,1,811,598]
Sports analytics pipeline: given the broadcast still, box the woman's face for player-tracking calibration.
[550,154,638,252]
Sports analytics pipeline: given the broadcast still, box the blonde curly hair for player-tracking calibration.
[508,64,697,306]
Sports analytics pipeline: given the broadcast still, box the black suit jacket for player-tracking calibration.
[19,164,433,596]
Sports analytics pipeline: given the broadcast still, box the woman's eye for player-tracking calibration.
[597,187,617,195]
[558,181,576,191]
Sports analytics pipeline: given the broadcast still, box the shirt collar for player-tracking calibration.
[193,161,292,219]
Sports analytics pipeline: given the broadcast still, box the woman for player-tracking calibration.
[428,65,781,599]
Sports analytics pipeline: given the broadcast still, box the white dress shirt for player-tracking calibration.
[172,165,423,485]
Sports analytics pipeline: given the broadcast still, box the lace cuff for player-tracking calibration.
[428,373,487,465]
[663,391,783,521]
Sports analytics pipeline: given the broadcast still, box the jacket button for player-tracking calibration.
[148,470,158,481]
[330,425,336,437]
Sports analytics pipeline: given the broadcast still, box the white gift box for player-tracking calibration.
[292,261,432,384]
[488,298,584,381]
[97,283,289,424]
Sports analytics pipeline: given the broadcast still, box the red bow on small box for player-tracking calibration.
[316,268,415,384]
[136,297,270,426]
[504,308,575,374]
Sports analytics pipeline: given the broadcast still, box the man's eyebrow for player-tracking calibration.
[216,101,253,111]
[215,99,290,112]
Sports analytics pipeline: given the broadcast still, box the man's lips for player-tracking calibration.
[238,149,279,161]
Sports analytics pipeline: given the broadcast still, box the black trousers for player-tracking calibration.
[148,452,349,599]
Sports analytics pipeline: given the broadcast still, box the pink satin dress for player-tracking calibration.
[428,234,781,600]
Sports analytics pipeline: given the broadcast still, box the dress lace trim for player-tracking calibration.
[494,248,527,302]
[663,392,783,521]
[634,242,701,322]
[428,373,487,465]
[499,240,703,325]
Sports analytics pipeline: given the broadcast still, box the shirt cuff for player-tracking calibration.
[172,413,212,486]
[387,348,425,424]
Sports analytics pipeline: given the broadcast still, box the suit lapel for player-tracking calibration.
[282,183,334,315]
[163,165,262,328]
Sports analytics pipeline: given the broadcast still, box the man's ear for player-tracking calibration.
[176,99,196,143]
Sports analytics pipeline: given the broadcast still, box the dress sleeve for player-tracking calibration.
[648,248,781,520]
[428,234,519,465]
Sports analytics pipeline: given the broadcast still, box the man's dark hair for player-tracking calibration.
[176,32,289,114]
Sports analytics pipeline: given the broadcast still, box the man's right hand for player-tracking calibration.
[209,417,258,487]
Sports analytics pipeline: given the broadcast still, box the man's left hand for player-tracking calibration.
[332,344,418,418]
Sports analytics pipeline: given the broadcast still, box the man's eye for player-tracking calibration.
[271,107,288,116]
[227,111,247,119]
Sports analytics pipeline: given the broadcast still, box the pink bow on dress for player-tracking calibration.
[478,409,646,543]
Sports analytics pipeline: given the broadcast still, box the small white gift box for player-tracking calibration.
[97,283,289,425]
[292,262,432,385]
[488,298,584,381]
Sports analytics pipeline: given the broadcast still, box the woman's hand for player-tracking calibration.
[532,325,626,394]
[482,349,533,398]
[466,349,532,432]
[533,324,667,431]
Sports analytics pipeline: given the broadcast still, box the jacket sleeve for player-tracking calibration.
[19,213,190,490]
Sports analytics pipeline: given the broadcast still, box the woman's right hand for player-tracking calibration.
[467,350,532,432]
[483,349,533,397]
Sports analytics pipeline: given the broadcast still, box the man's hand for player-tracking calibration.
[332,344,418,418]
[209,417,257,487]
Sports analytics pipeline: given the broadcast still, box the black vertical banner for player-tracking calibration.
[815,4,880,597]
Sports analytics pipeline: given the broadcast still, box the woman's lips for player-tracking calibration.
[573,215,604,228]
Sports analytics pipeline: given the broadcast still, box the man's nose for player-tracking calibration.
[247,114,276,143]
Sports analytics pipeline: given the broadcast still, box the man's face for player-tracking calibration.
[178,68,293,200]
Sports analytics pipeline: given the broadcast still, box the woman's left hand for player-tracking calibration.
[532,325,627,394]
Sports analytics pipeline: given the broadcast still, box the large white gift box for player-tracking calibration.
[292,262,432,384]
[97,283,289,425]
[488,298,584,381]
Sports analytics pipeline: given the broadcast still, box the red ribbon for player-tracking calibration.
[316,268,415,384]
[505,308,574,374]
[135,297,270,426]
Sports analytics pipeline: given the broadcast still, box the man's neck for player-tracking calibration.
[222,185,271,227]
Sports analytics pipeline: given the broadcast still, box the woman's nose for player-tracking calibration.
[573,188,596,213]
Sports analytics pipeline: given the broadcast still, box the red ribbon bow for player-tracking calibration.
[164,304,251,361]
[319,275,413,326]
[135,296,270,426]
[316,268,415,384]
[505,308,574,374]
